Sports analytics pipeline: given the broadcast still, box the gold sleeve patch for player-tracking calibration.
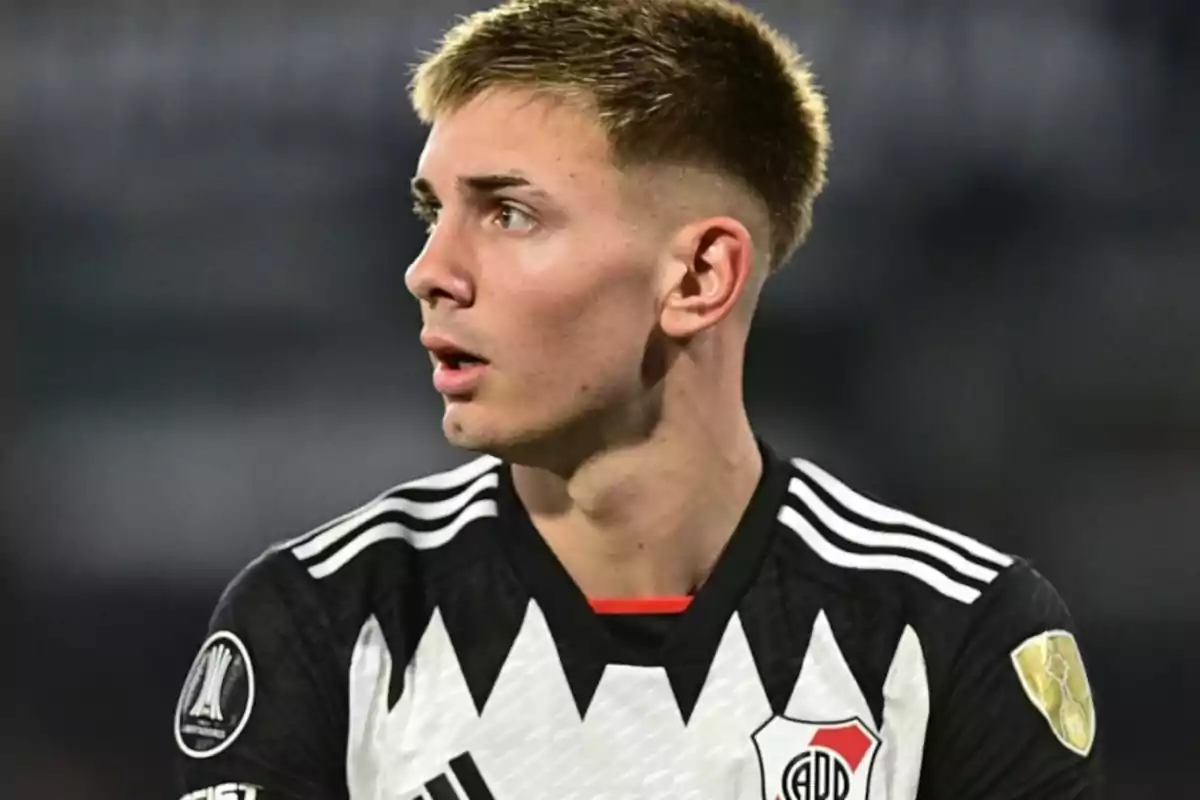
[1010,629,1096,756]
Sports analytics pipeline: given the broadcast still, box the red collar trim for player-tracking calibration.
[587,596,693,615]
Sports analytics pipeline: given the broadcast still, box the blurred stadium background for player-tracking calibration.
[3,1,1197,796]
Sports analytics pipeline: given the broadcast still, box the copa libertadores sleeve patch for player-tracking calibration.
[1010,629,1096,757]
[179,783,262,800]
[175,630,256,759]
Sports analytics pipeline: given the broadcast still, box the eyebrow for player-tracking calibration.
[410,173,547,203]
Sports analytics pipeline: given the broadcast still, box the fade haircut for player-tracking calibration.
[410,0,830,272]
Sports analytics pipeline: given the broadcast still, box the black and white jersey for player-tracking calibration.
[173,442,1102,800]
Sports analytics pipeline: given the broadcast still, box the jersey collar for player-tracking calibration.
[496,438,791,673]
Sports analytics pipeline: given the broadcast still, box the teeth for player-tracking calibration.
[442,354,475,369]
[436,351,482,369]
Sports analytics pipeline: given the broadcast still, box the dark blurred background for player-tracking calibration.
[3,1,1197,797]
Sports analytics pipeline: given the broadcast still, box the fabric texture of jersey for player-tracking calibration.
[173,442,1102,799]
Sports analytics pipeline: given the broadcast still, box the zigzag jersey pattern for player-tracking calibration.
[173,441,1101,799]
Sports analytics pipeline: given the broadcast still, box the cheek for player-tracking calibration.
[482,225,661,403]
[508,278,656,396]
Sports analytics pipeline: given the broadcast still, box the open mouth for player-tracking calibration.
[421,332,490,395]
[429,344,489,396]
[430,345,488,371]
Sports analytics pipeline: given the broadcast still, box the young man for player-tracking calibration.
[173,1,1102,798]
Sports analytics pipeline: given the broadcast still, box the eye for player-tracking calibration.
[413,200,440,232]
[493,202,536,232]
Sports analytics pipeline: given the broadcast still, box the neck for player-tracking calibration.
[510,371,762,599]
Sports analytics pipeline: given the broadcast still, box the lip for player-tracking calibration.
[432,360,488,397]
[420,329,489,397]
[421,330,479,356]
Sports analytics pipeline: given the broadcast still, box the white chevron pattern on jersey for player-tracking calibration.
[345,600,930,800]
[780,458,1013,603]
[874,625,930,799]
[290,455,501,579]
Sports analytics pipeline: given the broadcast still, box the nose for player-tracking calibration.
[405,226,475,308]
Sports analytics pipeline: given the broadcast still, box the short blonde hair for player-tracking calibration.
[410,0,830,271]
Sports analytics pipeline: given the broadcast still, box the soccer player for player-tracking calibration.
[172,1,1102,798]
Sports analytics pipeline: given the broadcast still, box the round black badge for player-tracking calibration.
[174,630,256,759]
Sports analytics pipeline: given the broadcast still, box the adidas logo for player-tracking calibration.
[417,752,495,800]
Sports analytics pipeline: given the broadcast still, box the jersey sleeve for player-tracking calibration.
[918,562,1103,799]
[172,548,349,799]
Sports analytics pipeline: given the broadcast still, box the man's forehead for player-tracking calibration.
[416,88,615,188]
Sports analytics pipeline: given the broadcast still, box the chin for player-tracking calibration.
[440,401,570,466]
[440,404,494,451]
[440,401,525,456]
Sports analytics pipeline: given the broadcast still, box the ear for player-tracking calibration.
[658,217,756,339]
